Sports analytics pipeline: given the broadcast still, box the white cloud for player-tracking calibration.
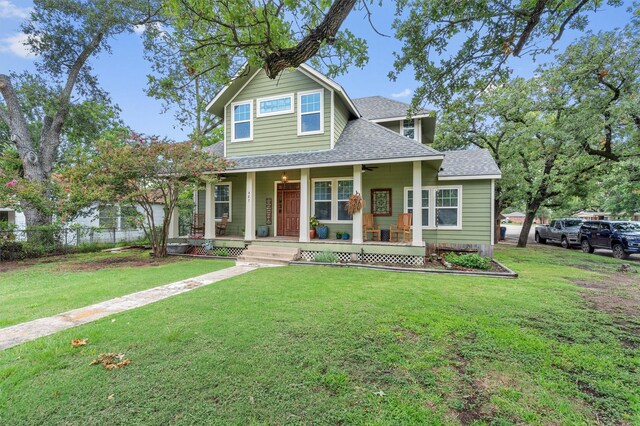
[133,24,145,34]
[0,0,31,19]
[391,88,411,99]
[0,33,35,58]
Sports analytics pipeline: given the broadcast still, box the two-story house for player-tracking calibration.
[168,64,500,264]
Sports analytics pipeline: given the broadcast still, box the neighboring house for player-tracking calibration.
[575,211,613,221]
[503,212,526,224]
[170,64,501,260]
[0,203,164,243]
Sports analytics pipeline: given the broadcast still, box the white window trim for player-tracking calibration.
[256,93,294,118]
[214,182,232,222]
[231,100,253,142]
[297,89,324,136]
[311,177,353,223]
[400,118,418,141]
[404,185,463,230]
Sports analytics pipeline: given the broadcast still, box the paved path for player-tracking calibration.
[0,265,257,351]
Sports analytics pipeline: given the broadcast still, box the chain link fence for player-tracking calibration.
[0,227,150,261]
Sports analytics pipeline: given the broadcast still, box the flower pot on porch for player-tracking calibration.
[310,228,316,239]
[342,232,350,240]
[257,225,269,238]
[317,225,329,239]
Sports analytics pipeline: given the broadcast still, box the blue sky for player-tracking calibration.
[0,0,635,140]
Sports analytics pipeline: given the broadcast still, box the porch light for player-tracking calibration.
[281,171,288,183]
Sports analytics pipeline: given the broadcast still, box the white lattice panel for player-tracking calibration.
[300,250,424,266]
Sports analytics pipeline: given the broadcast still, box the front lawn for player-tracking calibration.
[0,246,638,424]
[0,250,234,328]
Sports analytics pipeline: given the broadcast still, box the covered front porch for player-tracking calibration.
[168,160,436,248]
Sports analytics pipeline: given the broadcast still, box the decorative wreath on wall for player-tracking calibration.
[346,192,364,215]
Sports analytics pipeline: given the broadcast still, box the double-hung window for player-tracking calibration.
[406,188,430,227]
[404,186,461,229]
[231,101,252,141]
[298,90,323,135]
[312,178,353,222]
[257,94,293,117]
[402,119,415,139]
[214,183,232,221]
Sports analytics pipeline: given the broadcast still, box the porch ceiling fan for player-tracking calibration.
[362,165,379,172]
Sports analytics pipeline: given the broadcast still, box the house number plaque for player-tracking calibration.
[266,198,273,225]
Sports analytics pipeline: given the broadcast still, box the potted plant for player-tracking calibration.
[316,223,329,239]
[336,231,343,239]
[342,232,350,240]
[309,216,320,239]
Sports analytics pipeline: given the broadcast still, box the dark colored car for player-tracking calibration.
[578,221,640,259]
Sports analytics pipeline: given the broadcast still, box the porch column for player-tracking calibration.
[168,206,179,239]
[352,164,363,244]
[299,168,310,242]
[204,182,216,239]
[412,160,424,246]
[244,172,256,240]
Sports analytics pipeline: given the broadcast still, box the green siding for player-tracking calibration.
[225,69,331,156]
[334,96,349,145]
[218,164,492,246]
[378,121,401,133]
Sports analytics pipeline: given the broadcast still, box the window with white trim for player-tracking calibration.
[214,183,232,221]
[231,101,252,141]
[312,178,353,222]
[436,188,459,227]
[404,186,462,229]
[298,90,323,134]
[405,188,429,227]
[401,119,415,139]
[257,94,293,117]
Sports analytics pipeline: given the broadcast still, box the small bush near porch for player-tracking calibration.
[0,246,638,424]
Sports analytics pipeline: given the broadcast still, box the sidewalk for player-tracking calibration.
[0,264,257,351]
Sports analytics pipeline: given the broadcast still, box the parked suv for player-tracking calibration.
[579,221,640,259]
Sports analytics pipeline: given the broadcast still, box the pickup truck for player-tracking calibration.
[579,220,640,260]
[535,218,584,248]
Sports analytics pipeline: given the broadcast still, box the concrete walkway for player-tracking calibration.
[0,265,257,351]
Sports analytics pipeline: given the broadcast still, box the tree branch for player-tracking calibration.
[262,0,357,78]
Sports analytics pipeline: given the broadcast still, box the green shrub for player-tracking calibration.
[313,251,339,263]
[214,247,229,257]
[444,252,491,270]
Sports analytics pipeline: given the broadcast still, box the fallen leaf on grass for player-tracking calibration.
[90,353,131,370]
[71,338,88,347]
[107,394,114,400]
[373,390,386,397]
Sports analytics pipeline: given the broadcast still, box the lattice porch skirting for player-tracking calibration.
[300,250,424,266]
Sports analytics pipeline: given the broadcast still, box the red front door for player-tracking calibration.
[277,183,300,237]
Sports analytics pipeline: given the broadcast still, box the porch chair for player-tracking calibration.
[216,213,229,236]
[190,213,205,236]
[363,213,381,241]
[390,213,412,243]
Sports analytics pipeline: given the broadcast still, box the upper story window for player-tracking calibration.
[231,101,253,141]
[298,90,323,135]
[402,119,415,140]
[257,94,293,117]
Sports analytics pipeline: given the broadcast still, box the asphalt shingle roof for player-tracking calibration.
[352,96,432,120]
[207,122,500,179]
[439,149,501,177]
[207,119,441,171]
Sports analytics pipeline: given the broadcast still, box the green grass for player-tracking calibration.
[0,246,638,425]
[0,250,234,327]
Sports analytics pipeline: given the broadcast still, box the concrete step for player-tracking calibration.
[237,244,300,266]
[236,255,292,266]
[245,245,300,256]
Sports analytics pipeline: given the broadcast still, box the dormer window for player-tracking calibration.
[402,119,415,140]
[231,101,253,141]
[298,90,323,135]
[257,94,293,117]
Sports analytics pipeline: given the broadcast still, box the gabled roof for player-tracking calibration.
[352,96,434,121]
[207,118,442,172]
[438,149,502,179]
[206,64,360,118]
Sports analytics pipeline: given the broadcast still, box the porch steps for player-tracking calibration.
[236,245,301,266]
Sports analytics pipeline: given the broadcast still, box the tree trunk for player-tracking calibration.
[517,205,540,248]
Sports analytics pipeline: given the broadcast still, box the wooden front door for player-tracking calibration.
[277,182,300,237]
